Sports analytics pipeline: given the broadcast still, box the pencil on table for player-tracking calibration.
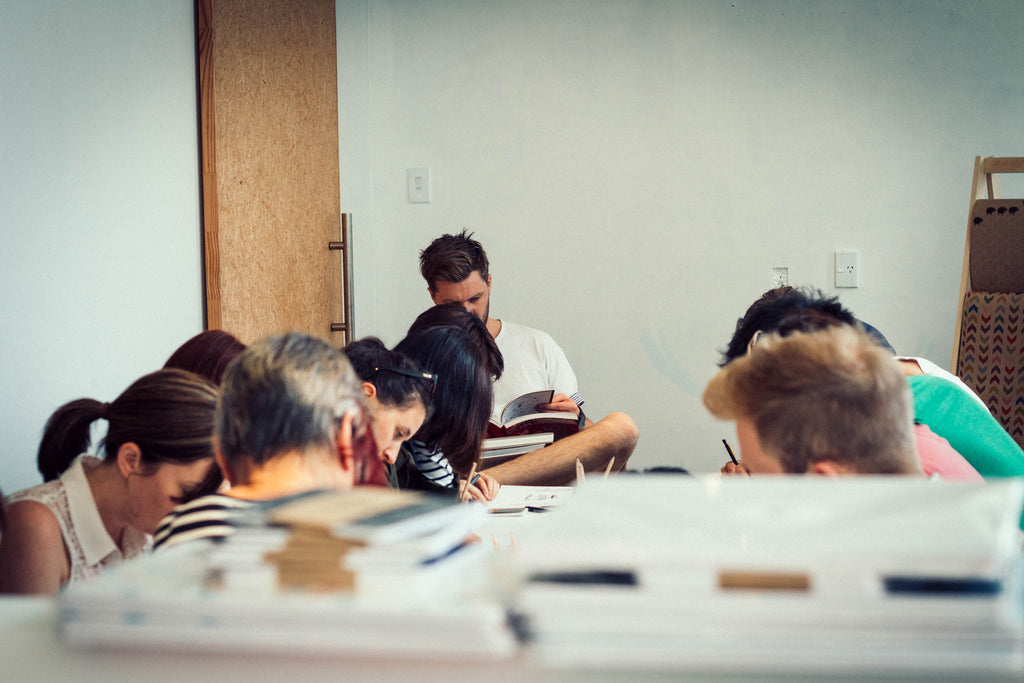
[603,457,615,479]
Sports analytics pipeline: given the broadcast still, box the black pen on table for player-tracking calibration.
[722,439,739,465]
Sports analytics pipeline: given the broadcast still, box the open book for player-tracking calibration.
[487,389,580,439]
[486,484,574,514]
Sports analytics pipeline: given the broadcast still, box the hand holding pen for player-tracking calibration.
[721,439,750,477]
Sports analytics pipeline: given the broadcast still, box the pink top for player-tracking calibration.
[914,423,983,481]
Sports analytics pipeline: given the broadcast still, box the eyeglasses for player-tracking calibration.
[372,366,437,396]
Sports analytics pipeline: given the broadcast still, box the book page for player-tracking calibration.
[487,485,573,513]
[499,390,554,424]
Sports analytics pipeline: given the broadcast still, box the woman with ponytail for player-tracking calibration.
[0,369,219,594]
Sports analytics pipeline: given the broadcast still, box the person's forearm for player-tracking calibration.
[487,412,638,486]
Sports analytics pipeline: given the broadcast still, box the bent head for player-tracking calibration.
[164,329,246,385]
[394,326,492,476]
[216,333,376,487]
[343,337,433,465]
[35,368,221,532]
[429,270,491,324]
[419,230,492,323]
[704,326,919,476]
[720,287,858,367]
[123,455,219,534]
[407,303,503,380]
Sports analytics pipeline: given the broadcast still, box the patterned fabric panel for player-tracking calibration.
[969,199,1024,292]
[958,291,1024,449]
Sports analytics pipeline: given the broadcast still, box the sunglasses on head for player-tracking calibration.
[372,366,437,396]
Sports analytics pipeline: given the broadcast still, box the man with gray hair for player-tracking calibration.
[153,332,379,550]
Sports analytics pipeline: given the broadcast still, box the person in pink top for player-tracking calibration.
[913,423,983,482]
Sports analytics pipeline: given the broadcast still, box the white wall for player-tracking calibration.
[338,0,1024,473]
[3,1,1021,493]
[0,1,204,493]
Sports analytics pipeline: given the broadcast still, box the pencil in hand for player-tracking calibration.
[722,439,739,465]
[576,457,585,483]
[460,462,479,502]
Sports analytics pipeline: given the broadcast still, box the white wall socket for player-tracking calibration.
[407,167,431,203]
[835,250,859,288]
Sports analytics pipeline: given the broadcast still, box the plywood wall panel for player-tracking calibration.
[205,0,343,344]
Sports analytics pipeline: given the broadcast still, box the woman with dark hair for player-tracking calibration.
[343,337,433,466]
[164,329,247,385]
[163,329,247,497]
[0,369,219,594]
[393,326,500,500]
[407,303,504,381]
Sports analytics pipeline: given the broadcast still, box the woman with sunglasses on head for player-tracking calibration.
[343,337,434,468]
[0,369,220,594]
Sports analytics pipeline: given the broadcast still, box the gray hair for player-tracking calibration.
[216,332,365,476]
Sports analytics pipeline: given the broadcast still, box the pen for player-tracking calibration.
[722,439,739,465]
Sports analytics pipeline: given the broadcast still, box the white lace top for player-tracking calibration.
[6,454,151,585]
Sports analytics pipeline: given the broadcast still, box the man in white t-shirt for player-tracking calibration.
[419,230,586,425]
[417,230,637,484]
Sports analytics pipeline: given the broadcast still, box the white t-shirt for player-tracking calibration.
[896,356,988,409]
[491,319,582,424]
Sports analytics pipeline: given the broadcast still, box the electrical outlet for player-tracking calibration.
[835,250,859,288]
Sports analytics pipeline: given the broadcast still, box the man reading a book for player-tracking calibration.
[703,325,922,476]
[418,231,638,484]
[419,230,588,426]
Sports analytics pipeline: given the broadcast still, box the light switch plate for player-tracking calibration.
[407,167,431,203]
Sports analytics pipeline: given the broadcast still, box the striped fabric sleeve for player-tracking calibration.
[406,440,456,488]
[153,495,253,551]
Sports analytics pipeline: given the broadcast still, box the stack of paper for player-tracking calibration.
[60,488,515,659]
[481,433,554,467]
[506,476,1024,676]
[260,488,487,594]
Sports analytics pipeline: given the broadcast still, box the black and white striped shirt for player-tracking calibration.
[405,439,456,488]
[152,494,254,551]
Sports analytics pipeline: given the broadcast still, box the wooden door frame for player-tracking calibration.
[196,0,221,329]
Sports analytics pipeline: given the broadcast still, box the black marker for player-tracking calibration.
[722,439,739,465]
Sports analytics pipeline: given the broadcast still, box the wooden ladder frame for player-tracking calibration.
[951,156,1024,372]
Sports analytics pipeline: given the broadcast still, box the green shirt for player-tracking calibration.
[907,375,1024,478]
